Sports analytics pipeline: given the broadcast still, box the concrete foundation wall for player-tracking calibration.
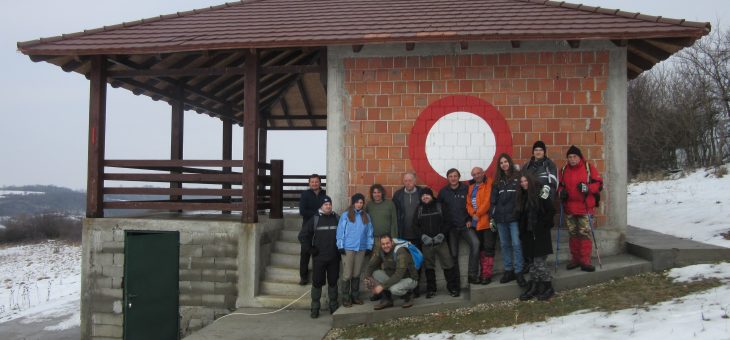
[81,216,271,339]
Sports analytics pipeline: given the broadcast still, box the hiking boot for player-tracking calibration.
[580,264,596,272]
[341,279,352,308]
[327,286,339,314]
[299,278,309,286]
[519,280,538,301]
[402,291,414,308]
[468,276,480,285]
[516,273,527,287]
[373,291,393,310]
[566,261,580,270]
[370,293,382,302]
[426,290,436,299]
[310,286,322,318]
[350,277,364,305]
[536,281,555,301]
[479,277,492,285]
[500,270,515,284]
[449,289,460,297]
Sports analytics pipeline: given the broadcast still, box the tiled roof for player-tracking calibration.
[18,0,709,55]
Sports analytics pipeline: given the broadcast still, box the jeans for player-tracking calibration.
[448,227,480,278]
[497,221,523,272]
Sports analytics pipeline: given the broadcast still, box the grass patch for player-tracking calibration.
[327,271,721,339]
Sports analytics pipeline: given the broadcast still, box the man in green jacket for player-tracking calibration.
[365,235,419,310]
[365,184,398,254]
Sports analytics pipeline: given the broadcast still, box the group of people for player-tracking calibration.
[298,141,603,318]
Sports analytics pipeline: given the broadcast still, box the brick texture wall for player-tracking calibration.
[343,51,608,225]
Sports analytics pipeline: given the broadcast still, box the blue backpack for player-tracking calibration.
[391,238,424,270]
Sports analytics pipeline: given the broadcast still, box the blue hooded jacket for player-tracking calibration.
[336,209,374,251]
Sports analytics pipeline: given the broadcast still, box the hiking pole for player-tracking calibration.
[587,214,603,269]
[554,203,564,273]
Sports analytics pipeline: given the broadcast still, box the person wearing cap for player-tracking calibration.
[558,145,603,272]
[336,193,374,307]
[438,168,479,297]
[466,166,496,285]
[412,187,458,298]
[521,141,558,274]
[298,174,327,285]
[523,141,559,199]
[299,195,340,318]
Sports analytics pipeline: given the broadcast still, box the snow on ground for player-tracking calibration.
[415,262,730,340]
[628,166,730,248]
[0,190,45,199]
[0,241,81,329]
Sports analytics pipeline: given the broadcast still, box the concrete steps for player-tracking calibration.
[332,253,652,328]
[257,214,313,310]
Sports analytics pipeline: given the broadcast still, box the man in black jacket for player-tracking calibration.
[438,168,480,296]
[298,174,327,285]
[392,171,424,297]
[299,195,340,318]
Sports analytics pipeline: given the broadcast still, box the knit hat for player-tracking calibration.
[351,193,365,205]
[420,187,434,199]
[320,195,332,207]
[533,140,547,153]
[566,145,583,158]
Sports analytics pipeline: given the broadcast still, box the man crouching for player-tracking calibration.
[365,235,419,310]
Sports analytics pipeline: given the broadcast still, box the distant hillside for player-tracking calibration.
[0,185,85,216]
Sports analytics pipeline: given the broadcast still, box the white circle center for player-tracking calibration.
[425,111,496,179]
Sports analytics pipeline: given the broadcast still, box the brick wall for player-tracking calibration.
[343,51,608,225]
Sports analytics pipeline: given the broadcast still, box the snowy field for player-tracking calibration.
[415,262,730,340]
[628,166,730,248]
[0,241,81,330]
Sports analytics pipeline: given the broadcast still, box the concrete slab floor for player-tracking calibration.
[182,308,332,340]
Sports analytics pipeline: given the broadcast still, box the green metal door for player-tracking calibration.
[124,231,179,340]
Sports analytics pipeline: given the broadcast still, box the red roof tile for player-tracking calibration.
[18,0,709,55]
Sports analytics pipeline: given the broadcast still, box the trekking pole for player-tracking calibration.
[554,203,563,273]
[587,214,603,269]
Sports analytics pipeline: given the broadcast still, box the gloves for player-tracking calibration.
[540,185,550,199]
[421,234,434,246]
[365,276,381,290]
[433,233,445,244]
[339,248,346,255]
[578,182,588,193]
[559,190,568,201]
[489,219,497,232]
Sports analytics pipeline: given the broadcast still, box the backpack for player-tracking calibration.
[561,162,603,207]
[390,238,424,270]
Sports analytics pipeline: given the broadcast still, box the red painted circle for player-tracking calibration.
[408,95,513,191]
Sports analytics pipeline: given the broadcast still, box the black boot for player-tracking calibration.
[374,290,393,310]
[350,277,363,305]
[500,270,516,284]
[516,272,527,287]
[536,281,555,301]
[310,286,322,318]
[425,269,437,298]
[581,264,596,272]
[402,290,414,308]
[519,280,538,301]
[444,268,460,297]
[327,285,339,314]
[370,292,382,301]
[341,279,352,307]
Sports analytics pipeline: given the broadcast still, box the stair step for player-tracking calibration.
[280,230,300,243]
[264,266,302,284]
[274,241,301,255]
[284,216,303,230]
[270,253,308,269]
[260,280,312,296]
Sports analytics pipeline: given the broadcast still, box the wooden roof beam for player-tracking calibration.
[297,78,316,126]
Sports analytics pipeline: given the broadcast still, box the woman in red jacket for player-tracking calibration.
[558,145,603,272]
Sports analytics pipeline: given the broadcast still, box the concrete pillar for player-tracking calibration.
[326,47,349,212]
[603,47,629,254]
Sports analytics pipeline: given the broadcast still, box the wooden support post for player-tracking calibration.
[270,159,283,219]
[243,49,259,223]
[86,55,107,218]
[222,116,233,214]
[170,86,184,203]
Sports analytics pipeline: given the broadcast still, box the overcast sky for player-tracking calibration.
[0,0,727,190]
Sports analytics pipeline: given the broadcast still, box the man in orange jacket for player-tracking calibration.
[466,167,496,284]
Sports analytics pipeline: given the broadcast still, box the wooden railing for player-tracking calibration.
[282,175,327,208]
[101,159,284,218]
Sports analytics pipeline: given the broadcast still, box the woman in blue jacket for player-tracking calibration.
[337,193,374,307]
